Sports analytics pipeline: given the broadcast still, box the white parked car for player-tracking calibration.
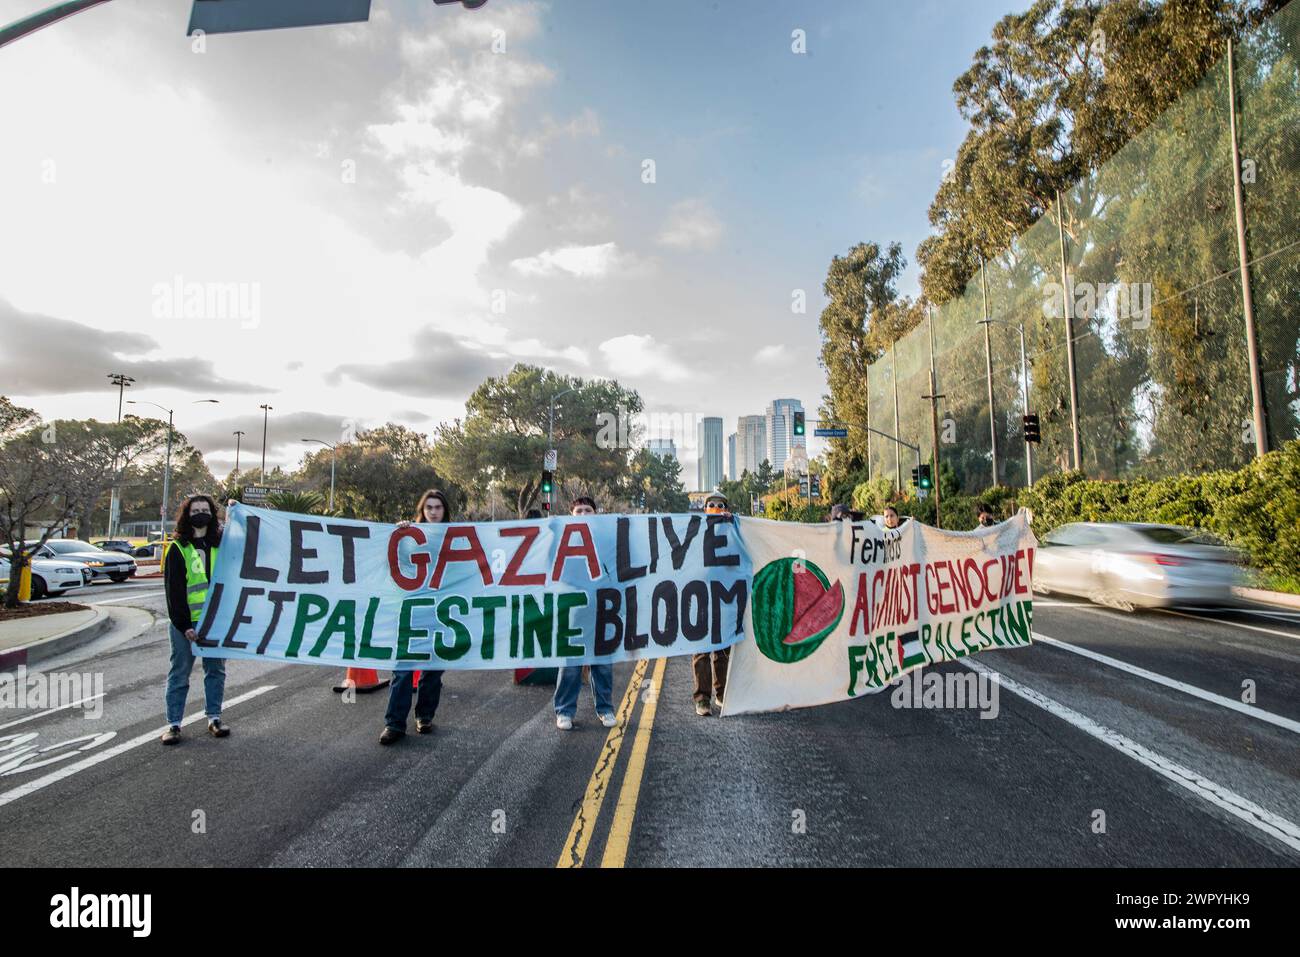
[0,555,92,599]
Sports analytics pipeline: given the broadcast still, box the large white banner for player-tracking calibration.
[723,512,1036,715]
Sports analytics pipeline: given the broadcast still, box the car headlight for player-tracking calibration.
[86,560,105,567]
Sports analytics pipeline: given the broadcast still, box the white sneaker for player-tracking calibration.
[556,715,573,730]
[598,712,617,728]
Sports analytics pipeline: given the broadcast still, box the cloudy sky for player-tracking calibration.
[0,0,1020,482]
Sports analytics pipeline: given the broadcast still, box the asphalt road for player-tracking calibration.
[2,580,1297,867]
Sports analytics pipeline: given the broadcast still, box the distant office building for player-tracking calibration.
[645,438,677,462]
[766,398,805,473]
[737,415,767,476]
[727,433,737,481]
[697,417,723,491]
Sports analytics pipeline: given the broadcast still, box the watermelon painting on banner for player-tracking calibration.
[722,512,1037,716]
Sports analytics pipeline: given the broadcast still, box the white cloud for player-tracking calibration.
[754,344,785,364]
[598,335,691,382]
[657,198,723,251]
[511,242,633,279]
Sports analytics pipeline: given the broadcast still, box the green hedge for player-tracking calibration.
[839,441,1297,591]
[1019,440,1299,589]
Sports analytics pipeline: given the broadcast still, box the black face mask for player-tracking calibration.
[190,513,212,529]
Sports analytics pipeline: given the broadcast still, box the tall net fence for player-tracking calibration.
[868,0,1300,494]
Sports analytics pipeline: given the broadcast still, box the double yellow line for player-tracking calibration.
[555,656,667,868]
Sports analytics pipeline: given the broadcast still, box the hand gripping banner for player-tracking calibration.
[722,511,1037,715]
[193,503,752,671]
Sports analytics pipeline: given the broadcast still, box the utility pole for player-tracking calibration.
[980,255,999,487]
[925,306,944,528]
[259,404,273,478]
[980,318,1033,488]
[923,374,945,529]
[1227,38,1269,458]
[890,342,902,492]
[233,430,245,475]
[1056,191,1083,471]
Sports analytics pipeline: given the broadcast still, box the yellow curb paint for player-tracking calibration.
[600,655,667,868]
[556,659,648,868]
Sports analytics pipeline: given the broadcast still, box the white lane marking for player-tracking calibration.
[0,693,107,731]
[1158,608,1300,641]
[0,685,276,809]
[1178,606,1300,621]
[1033,632,1300,735]
[85,590,165,605]
[962,659,1300,855]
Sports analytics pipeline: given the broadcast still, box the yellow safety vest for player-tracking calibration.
[176,541,218,624]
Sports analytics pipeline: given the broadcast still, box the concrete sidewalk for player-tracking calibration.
[0,606,110,670]
[1233,586,1300,610]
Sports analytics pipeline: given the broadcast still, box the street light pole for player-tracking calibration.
[106,372,134,538]
[233,431,245,475]
[0,0,113,49]
[128,399,218,537]
[259,404,273,478]
[547,387,576,511]
[301,439,337,511]
[549,387,576,448]
[162,409,174,529]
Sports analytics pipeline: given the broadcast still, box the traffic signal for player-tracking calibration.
[1023,413,1041,444]
[810,474,821,497]
[918,464,933,490]
[541,469,553,494]
[910,466,920,487]
[793,411,805,437]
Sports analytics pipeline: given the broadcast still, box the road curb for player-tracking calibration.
[0,606,112,671]
[1232,586,1300,610]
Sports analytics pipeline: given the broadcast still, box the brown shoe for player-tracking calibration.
[207,719,230,738]
[379,727,405,745]
[160,725,181,745]
[415,719,434,734]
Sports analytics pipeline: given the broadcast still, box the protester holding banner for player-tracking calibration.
[553,496,617,731]
[379,489,452,745]
[693,490,733,715]
[160,494,229,745]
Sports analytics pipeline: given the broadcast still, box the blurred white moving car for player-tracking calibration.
[1033,522,1245,611]
[0,556,92,600]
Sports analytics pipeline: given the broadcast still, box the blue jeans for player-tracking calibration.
[165,623,226,726]
[553,664,614,719]
[384,670,443,731]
